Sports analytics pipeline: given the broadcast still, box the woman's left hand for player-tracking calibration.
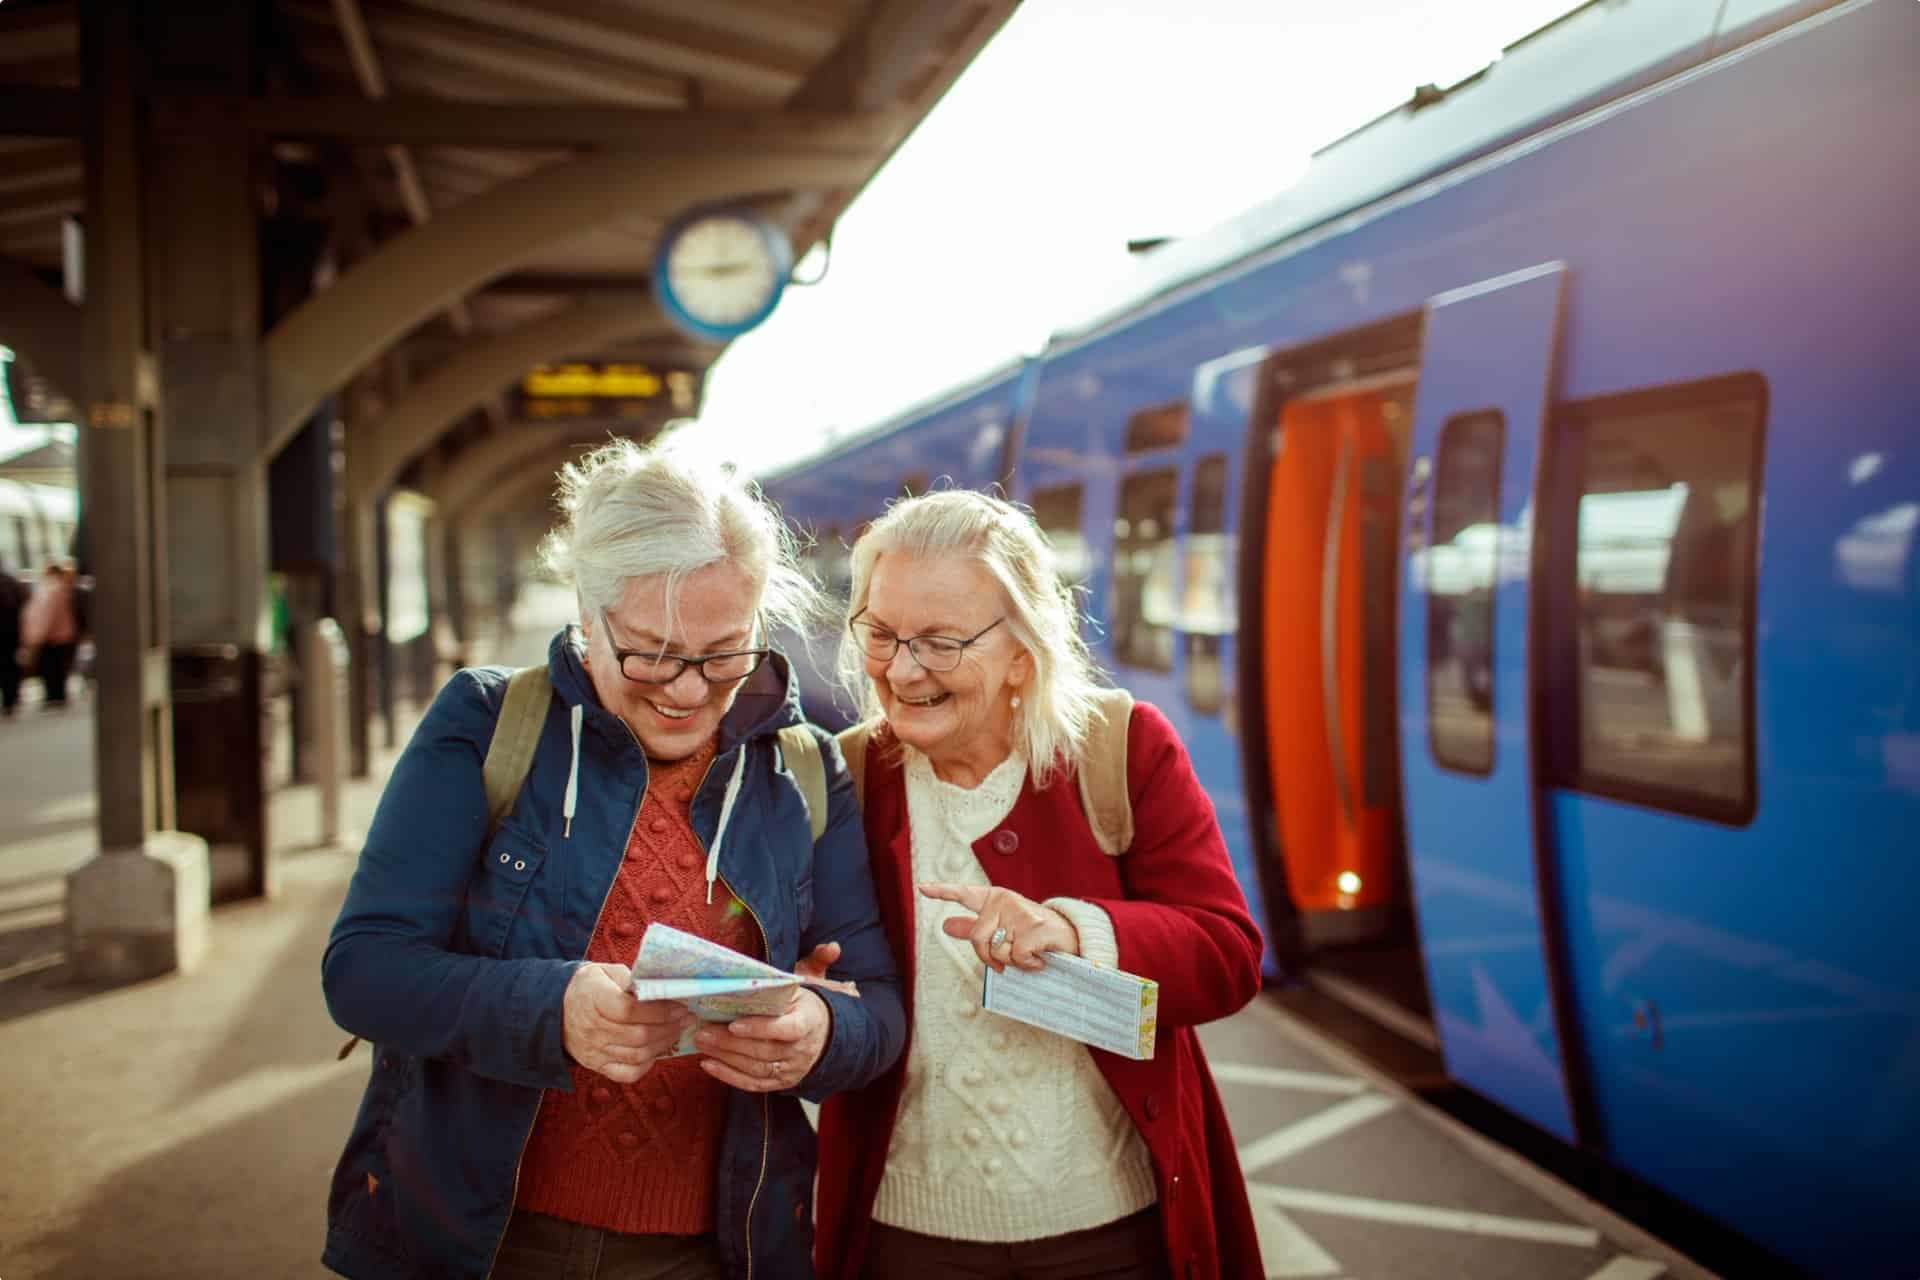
[694,986,832,1092]
[918,882,1080,973]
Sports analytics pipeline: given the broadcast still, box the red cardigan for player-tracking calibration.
[814,701,1266,1280]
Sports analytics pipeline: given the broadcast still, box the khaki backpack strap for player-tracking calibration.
[483,665,554,834]
[836,720,877,816]
[777,724,828,844]
[1076,688,1135,856]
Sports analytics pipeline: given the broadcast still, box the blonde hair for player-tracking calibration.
[836,490,1105,789]
[539,436,821,638]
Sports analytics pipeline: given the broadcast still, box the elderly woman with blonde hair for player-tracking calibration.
[322,437,904,1280]
[813,490,1265,1280]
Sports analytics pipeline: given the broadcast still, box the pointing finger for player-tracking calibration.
[917,882,990,911]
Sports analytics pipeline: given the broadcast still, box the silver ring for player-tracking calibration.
[989,927,1009,949]
[764,1059,781,1078]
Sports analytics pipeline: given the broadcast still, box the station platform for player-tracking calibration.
[0,624,1707,1280]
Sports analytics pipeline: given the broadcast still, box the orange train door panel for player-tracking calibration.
[1261,390,1398,940]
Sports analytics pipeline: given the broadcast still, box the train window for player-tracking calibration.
[1426,411,1504,775]
[1562,374,1764,821]
[1183,453,1234,714]
[1029,483,1091,588]
[1124,401,1189,454]
[1113,468,1179,672]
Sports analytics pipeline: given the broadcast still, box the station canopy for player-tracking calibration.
[0,0,1015,496]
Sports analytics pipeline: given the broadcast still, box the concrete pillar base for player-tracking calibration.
[64,831,213,983]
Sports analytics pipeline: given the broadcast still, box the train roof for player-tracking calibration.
[756,355,1029,486]
[1050,0,1845,350]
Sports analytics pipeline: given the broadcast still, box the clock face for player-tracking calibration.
[660,214,786,332]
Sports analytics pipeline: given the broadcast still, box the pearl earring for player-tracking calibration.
[1010,694,1021,709]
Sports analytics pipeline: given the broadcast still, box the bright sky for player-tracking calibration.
[690,0,1587,477]
[0,348,68,462]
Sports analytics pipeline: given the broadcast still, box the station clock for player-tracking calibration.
[651,206,795,343]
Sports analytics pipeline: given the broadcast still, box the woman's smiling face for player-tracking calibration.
[860,552,1030,778]
[583,561,760,760]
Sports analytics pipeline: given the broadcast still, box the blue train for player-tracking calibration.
[760,1,1918,1274]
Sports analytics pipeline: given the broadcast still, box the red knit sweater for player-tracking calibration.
[514,739,762,1235]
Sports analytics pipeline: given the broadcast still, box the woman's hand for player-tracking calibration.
[562,962,694,1084]
[918,882,1080,973]
[694,986,832,1092]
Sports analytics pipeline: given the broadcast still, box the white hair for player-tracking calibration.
[835,489,1106,789]
[539,436,821,639]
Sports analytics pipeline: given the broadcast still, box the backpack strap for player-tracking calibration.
[836,720,878,817]
[776,724,829,844]
[483,665,554,835]
[829,706,1130,857]
[1076,688,1135,856]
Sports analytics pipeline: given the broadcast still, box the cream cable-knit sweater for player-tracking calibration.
[870,750,1159,1242]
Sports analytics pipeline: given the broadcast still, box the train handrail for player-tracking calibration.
[1322,434,1356,830]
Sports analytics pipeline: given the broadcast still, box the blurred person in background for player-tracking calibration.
[20,560,79,710]
[0,565,22,717]
[321,438,904,1280]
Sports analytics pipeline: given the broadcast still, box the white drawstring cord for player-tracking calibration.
[562,704,583,839]
[705,745,748,903]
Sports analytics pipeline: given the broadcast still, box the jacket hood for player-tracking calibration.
[543,624,807,755]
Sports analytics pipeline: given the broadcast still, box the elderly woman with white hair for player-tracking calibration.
[813,490,1265,1280]
[321,438,904,1280]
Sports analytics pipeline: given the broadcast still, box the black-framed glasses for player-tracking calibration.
[598,611,769,686]
[849,611,1005,673]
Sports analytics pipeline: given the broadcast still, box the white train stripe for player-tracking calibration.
[1252,1199,1343,1278]
[1249,1183,1602,1247]
[1582,1259,1667,1280]
[1210,1062,1369,1095]
[1236,1093,1397,1175]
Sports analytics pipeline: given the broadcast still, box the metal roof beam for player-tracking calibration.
[480,272,652,297]
[327,0,473,335]
[392,0,811,98]
[0,143,82,194]
[283,2,687,108]
[0,87,83,136]
[792,0,963,112]
[348,297,675,499]
[148,94,897,151]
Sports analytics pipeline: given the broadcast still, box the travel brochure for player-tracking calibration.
[632,922,1158,1061]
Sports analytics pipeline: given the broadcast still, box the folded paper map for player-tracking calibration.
[629,923,802,1057]
[981,951,1158,1061]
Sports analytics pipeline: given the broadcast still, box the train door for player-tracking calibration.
[1260,380,1413,949]
[1397,262,1579,1142]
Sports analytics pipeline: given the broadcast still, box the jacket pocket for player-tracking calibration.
[467,828,547,957]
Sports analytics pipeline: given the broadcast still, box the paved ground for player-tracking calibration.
[0,613,1711,1280]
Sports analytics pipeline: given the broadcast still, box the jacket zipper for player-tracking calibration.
[691,739,774,1280]
[482,750,647,1278]
[489,716,778,1275]
[708,834,773,1278]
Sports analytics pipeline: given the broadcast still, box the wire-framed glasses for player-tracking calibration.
[848,611,1005,673]
[598,611,769,686]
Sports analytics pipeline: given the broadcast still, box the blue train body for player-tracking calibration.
[760,2,1919,1273]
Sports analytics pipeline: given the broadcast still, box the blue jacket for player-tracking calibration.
[321,630,904,1280]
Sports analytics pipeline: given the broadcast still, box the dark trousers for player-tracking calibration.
[863,1207,1170,1280]
[37,642,75,705]
[489,1208,724,1280]
[0,652,18,715]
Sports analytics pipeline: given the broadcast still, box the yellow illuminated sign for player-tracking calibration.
[521,363,665,399]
